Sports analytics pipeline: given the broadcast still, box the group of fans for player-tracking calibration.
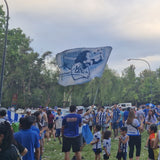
[0,103,160,160]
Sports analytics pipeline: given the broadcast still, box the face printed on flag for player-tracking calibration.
[56,46,112,86]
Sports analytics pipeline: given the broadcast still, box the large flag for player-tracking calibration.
[56,46,112,86]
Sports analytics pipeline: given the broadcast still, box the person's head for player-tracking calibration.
[106,108,109,112]
[33,111,42,121]
[149,124,157,134]
[19,116,34,130]
[120,127,127,136]
[42,107,46,112]
[57,109,61,115]
[127,110,135,124]
[137,106,141,110]
[103,130,112,139]
[113,104,117,109]
[77,108,83,114]
[94,125,101,132]
[127,107,131,111]
[148,109,154,116]
[119,106,122,111]
[0,108,7,118]
[70,105,76,113]
[26,108,31,116]
[0,121,13,151]
[146,105,149,109]
[46,110,51,116]
[101,106,104,112]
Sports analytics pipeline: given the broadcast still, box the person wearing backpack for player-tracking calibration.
[125,110,144,160]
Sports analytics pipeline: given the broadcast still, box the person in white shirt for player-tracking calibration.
[125,110,144,160]
[90,125,102,160]
[103,130,112,160]
[54,109,63,144]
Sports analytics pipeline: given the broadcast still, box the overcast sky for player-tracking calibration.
[1,0,160,75]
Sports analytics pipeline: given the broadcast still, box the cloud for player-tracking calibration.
[4,0,160,74]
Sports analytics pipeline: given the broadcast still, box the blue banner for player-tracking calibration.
[56,46,112,86]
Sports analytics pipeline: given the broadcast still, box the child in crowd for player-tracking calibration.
[90,125,102,160]
[54,108,63,144]
[147,124,159,160]
[116,127,129,160]
[103,130,112,160]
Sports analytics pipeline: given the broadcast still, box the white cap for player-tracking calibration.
[77,106,83,111]
[26,108,31,112]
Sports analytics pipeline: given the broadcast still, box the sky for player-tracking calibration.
[1,0,160,75]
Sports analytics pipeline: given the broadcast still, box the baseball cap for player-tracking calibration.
[26,108,31,113]
[77,106,83,111]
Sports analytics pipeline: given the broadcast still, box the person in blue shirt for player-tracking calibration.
[62,105,82,160]
[155,105,160,118]
[14,116,40,160]
[123,107,130,122]
[112,104,120,139]
[143,105,150,118]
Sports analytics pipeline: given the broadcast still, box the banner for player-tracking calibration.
[56,46,112,86]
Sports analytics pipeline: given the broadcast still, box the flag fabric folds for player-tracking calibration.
[82,124,93,144]
[56,46,112,86]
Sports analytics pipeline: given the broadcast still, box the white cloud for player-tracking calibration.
[1,0,160,74]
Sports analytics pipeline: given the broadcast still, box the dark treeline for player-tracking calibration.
[0,6,160,108]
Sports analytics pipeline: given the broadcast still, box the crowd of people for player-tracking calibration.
[0,103,160,160]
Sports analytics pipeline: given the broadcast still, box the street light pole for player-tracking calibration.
[127,58,152,103]
[0,0,9,107]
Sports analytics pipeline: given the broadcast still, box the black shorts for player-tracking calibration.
[112,122,119,129]
[103,154,109,159]
[55,129,61,137]
[62,136,81,152]
[93,148,102,155]
[48,123,53,130]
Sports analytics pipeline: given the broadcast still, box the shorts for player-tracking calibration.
[48,123,53,130]
[103,154,109,159]
[112,122,119,129]
[93,148,102,155]
[55,129,61,137]
[62,136,81,152]
[116,151,127,160]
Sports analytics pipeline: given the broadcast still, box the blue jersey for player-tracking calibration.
[31,125,41,140]
[14,129,40,160]
[62,113,82,137]
[98,112,107,125]
[143,108,149,117]
[120,135,128,153]
[112,108,120,123]
[124,111,129,121]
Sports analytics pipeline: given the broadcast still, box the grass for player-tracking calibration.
[42,130,150,160]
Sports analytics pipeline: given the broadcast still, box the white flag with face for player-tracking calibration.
[56,46,112,86]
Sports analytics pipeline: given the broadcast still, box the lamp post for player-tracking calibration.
[127,58,152,103]
[0,0,9,107]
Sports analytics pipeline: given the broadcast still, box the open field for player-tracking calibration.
[42,130,149,160]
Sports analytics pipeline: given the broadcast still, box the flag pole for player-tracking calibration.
[93,84,99,105]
